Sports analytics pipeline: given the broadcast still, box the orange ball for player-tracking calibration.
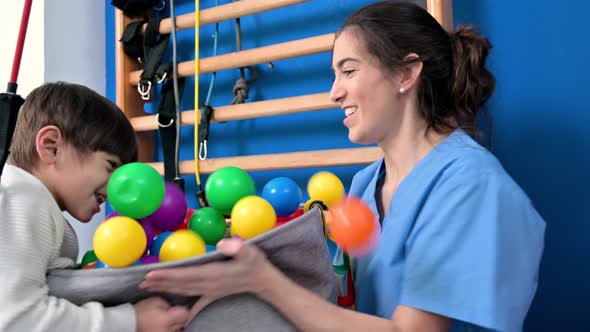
[326,196,380,254]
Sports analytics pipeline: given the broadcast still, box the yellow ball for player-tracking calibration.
[159,230,206,262]
[230,196,276,239]
[307,171,345,208]
[93,216,146,268]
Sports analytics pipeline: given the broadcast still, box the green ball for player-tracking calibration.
[205,166,256,215]
[188,207,227,245]
[80,249,98,267]
[107,162,165,219]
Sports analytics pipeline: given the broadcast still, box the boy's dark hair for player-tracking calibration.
[339,1,495,138]
[10,81,138,170]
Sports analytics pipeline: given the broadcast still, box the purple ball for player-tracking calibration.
[148,182,188,231]
[140,255,159,265]
[140,219,155,251]
[106,211,120,219]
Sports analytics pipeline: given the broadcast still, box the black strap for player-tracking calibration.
[138,18,170,100]
[111,0,159,16]
[194,104,214,207]
[0,85,24,178]
[157,78,185,185]
[119,21,146,62]
[199,105,213,148]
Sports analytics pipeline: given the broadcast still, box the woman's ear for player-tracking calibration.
[398,53,423,93]
[35,125,64,165]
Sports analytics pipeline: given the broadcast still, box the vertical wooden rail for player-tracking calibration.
[115,9,154,162]
[427,0,454,30]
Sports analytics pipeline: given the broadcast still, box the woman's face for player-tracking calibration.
[330,29,403,145]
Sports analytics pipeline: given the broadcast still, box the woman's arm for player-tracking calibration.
[140,239,450,332]
[258,258,450,332]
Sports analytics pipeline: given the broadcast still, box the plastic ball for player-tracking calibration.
[189,207,227,245]
[81,261,97,269]
[275,207,304,228]
[205,166,256,215]
[173,208,194,231]
[140,219,155,251]
[106,211,120,219]
[150,231,173,257]
[261,177,303,217]
[140,255,159,265]
[326,196,380,255]
[159,230,206,262]
[95,260,108,269]
[106,162,165,219]
[230,196,276,239]
[80,249,98,267]
[93,216,147,267]
[147,182,187,231]
[307,171,345,208]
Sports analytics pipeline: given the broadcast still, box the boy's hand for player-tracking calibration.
[134,297,189,332]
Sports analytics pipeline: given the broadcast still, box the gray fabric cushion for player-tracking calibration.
[47,206,337,331]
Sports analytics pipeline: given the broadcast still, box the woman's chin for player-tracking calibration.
[348,131,373,145]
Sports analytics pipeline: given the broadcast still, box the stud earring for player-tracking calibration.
[399,87,406,94]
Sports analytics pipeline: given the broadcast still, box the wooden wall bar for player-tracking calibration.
[150,0,310,34]
[115,1,453,171]
[130,93,336,132]
[129,34,335,86]
[148,147,383,175]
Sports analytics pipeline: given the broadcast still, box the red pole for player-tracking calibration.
[9,0,34,85]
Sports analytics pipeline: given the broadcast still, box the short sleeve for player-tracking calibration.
[399,172,545,332]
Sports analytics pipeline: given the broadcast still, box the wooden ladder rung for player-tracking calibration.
[129,33,335,86]
[147,147,382,175]
[150,0,310,34]
[130,92,337,132]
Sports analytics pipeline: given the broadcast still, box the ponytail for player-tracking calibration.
[450,26,495,133]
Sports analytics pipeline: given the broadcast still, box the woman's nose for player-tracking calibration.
[329,80,345,104]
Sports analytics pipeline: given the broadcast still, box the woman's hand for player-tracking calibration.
[139,238,275,324]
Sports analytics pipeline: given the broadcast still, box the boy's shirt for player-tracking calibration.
[0,164,136,332]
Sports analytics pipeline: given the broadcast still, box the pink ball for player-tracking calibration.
[149,182,188,231]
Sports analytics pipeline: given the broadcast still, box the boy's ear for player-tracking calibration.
[35,125,64,164]
[398,53,423,93]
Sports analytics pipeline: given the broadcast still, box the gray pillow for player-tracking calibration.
[47,206,337,331]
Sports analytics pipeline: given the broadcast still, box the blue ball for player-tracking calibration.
[261,177,303,217]
[95,260,109,269]
[150,231,173,257]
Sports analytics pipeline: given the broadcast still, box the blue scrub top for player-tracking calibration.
[334,130,545,332]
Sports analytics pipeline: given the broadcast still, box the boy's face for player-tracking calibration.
[50,145,121,222]
[54,146,121,222]
[32,125,123,222]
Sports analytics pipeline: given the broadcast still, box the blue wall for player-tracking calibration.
[106,1,589,330]
[454,1,590,330]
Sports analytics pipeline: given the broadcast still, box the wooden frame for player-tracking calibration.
[115,0,453,173]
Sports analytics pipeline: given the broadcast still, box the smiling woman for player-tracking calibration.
[138,2,545,332]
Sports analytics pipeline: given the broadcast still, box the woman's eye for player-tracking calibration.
[343,69,355,76]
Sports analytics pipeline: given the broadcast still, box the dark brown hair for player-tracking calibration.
[337,1,495,137]
[10,81,138,170]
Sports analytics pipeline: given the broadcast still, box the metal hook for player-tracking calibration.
[157,71,167,84]
[199,140,208,160]
[156,113,174,128]
[154,0,166,11]
[137,81,152,101]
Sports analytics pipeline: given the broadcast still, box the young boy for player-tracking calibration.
[0,82,188,331]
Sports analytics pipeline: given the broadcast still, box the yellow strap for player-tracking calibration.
[194,1,201,187]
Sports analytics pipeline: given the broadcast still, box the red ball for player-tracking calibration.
[173,208,194,231]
